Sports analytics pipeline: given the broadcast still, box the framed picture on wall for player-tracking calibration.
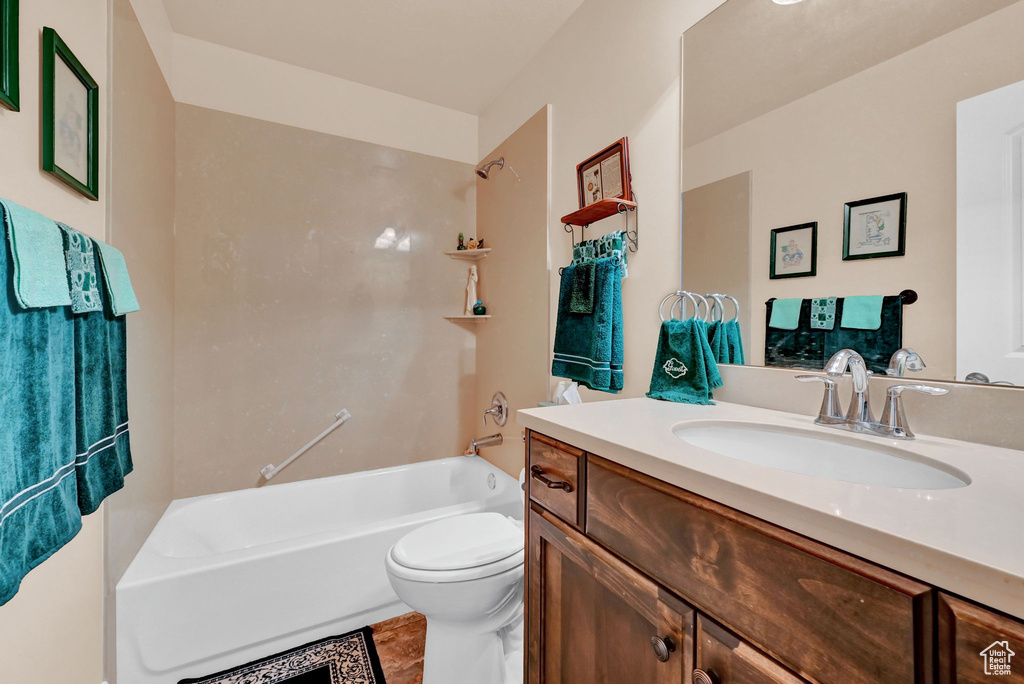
[576,137,632,208]
[42,27,99,200]
[843,192,907,260]
[770,222,817,279]
[0,0,17,111]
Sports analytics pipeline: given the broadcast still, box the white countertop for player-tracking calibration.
[518,397,1024,618]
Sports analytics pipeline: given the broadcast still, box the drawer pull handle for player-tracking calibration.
[650,635,676,662]
[530,465,573,492]
[692,668,720,684]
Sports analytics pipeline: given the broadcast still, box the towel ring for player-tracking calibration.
[707,294,725,322]
[660,291,695,321]
[706,293,741,323]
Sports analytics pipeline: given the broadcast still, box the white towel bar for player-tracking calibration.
[259,409,352,481]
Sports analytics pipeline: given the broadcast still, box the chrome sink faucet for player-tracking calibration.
[797,349,949,439]
[886,348,926,376]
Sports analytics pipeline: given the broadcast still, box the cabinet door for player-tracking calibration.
[695,615,808,684]
[938,593,1024,683]
[528,505,693,684]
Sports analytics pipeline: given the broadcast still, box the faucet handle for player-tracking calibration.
[795,375,844,424]
[878,384,949,439]
[887,384,949,398]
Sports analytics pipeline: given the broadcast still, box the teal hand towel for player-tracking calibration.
[810,297,837,331]
[570,261,595,314]
[768,298,803,330]
[708,320,730,364]
[0,198,72,309]
[73,249,132,515]
[0,237,82,606]
[58,223,103,314]
[841,295,884,330]
[647,318,722,405]
[725,319,745,365]
[93,239,140,315]
[552,258,622,393]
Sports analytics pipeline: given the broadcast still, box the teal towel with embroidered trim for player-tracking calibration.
[646,318,722,405]
[841,295,884,330]
[93,238,139,316]
[768,298,802,330]
[724,319,745,365]
[0,230,82,606]
[58,223,103,314]
[0,198,72,309]
[73,248,132,515]
[552,258,622,393]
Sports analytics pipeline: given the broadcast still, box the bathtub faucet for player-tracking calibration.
[468,433,503,455]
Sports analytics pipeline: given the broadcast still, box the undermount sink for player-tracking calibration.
[674,421,970,490]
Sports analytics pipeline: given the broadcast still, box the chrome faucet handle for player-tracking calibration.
[482,391,508,427]
[877,384,950,439]
[795,375,844,424]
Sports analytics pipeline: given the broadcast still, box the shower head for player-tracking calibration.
[476,157,504,179]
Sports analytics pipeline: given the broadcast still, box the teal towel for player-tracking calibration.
[724,319,745,365]
[0,235,82,606]
[570,261,595,314]
[93,239,140,316]
[552,258,623,393]
[708,320,730,364]
[573,230,628,278]
[647,318,722,405]
[841,295,884,330]
[0,198,72,309]
[768,298,802,330]
[58,223,103,314]
[73,249,132,515]
[810,297,837,331]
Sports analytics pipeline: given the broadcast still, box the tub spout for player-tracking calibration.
[469,433,503,454]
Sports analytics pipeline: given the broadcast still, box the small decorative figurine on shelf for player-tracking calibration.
[465,265,478,315]
[467,238,479,250]
[473,300,487,316]
[457,232,467,250]
[477,239,485,249]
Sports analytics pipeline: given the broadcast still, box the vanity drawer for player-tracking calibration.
[527,432,583,527]
[586,457,934,684]
[696,615,807,684]
[938,593,1024,683]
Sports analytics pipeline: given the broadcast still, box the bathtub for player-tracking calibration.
[116,456,522,684]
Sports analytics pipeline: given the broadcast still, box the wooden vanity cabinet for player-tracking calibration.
[696,616,808,684]
[528,506,693,683]
[938,593,1024,683]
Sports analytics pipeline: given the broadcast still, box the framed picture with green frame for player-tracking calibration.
[0,0,17,111]
[42,26,99,200]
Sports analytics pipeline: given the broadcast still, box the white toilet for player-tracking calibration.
[385,510,525,684]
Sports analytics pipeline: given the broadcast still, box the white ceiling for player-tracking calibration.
[161,0,585,115]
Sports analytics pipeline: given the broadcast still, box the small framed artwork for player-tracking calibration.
[0,0,17,111]
[42,27,98,200]
[770,222,817,279]
[576,137,632,209]
[843,192,906,260]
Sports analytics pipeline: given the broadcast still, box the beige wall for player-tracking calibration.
[478,0,727,403]
[0,0,108,681]
[683,1,1024,379]
[475,106,551,476]
[173,104,478,497]
[682,171,751,349]
[104,0,177,679]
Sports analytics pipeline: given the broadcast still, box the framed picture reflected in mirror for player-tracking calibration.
[42,26,99,200]
[770,222,817,279]
[843,192,907,260]
[0,0,17,111]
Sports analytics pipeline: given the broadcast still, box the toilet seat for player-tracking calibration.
[387,512,525,583]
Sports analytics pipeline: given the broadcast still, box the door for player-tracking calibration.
[957,78,1024,384]
[695,615,808,684]
[528,506,693,684]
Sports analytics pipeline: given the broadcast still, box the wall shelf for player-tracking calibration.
[445,315,491,321]
[560,198,637,227]
[444,248,491,260]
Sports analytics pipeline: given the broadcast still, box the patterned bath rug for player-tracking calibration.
[178,626,387,684]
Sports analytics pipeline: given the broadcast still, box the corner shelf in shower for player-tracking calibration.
[444,248,492,260]
[444,315,491,322]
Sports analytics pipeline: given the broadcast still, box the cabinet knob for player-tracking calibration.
[650,635,676,662]
[693,668,720,684]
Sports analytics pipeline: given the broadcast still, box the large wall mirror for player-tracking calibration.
[681,0,1024,386]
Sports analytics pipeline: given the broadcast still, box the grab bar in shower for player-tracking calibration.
[259,408,352,481]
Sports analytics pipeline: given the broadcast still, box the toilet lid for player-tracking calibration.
[391,512,524,571]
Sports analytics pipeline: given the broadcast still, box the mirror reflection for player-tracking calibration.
[681,0,1024,385]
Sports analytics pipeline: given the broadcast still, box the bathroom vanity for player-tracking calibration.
[519,399,1024,684]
